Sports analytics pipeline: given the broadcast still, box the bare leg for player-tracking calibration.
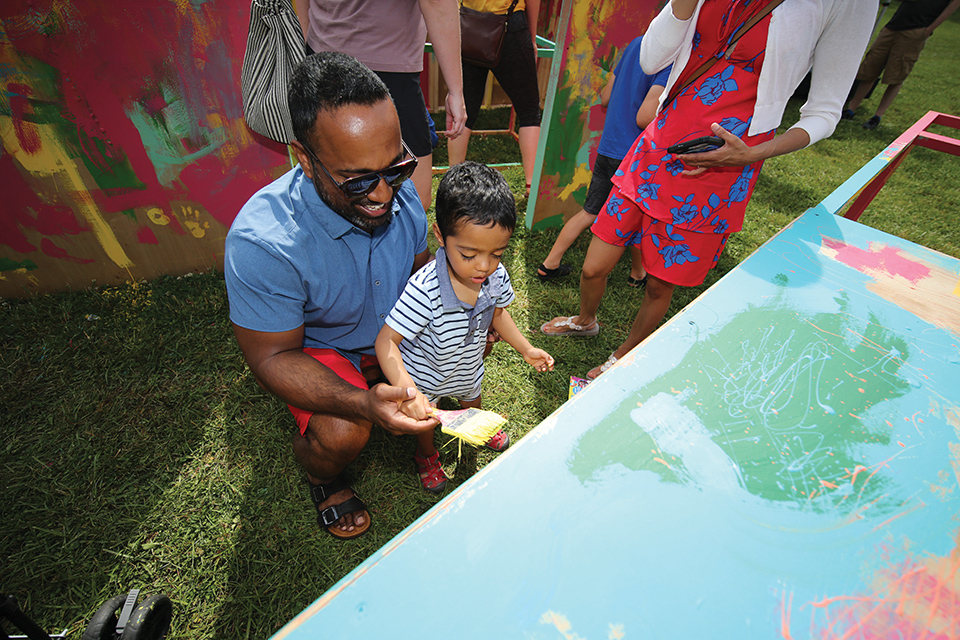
[458,396,482,409]
[447,127,472,167]
[518,125,540,190]
[541,236,624,333]
[541,209,595,272]
[874,83,903,117]
[411,152,434,211]
[587,274,676,378]
[293,413,372,534]
[576,236,626,325]
[846,77,875,111]
[415,429,437,457]
[628,246,647,281]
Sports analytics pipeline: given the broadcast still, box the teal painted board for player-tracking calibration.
[274,209,960,639]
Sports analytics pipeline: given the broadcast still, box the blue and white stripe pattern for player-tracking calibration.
[385,247,515,402]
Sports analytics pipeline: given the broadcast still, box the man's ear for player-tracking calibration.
[432,222,444,247]
[289,141,314,180]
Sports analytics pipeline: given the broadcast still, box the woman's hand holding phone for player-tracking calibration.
[674,123,760,176]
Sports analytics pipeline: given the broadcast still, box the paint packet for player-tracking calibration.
[568,377,590,400]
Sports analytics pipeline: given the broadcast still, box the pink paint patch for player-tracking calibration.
[40,238,95,264]
[136,226,159,245]
[822,237,931,284]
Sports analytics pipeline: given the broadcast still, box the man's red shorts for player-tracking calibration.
[288,348,380,436]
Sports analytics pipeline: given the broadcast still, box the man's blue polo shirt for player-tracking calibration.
[224,166,429,370]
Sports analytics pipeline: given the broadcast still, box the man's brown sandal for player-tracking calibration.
[306,476,371,540]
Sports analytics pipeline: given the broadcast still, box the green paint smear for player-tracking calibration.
[0,55,145,193]
[126,84,223,188]
[0,258,39,272]
[77,131,146,193]
[542,84,590,182]
[569,291,911,514]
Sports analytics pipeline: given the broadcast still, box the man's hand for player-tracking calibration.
[366,383,439,435]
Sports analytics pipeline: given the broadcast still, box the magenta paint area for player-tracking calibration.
[822,237,932,283]
[0,0,289,286]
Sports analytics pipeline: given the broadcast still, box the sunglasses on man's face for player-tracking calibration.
[304,140,418,201]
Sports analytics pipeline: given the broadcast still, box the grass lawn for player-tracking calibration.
[3,7,959,639]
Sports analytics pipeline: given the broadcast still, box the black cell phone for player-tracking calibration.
[666,136,724,155]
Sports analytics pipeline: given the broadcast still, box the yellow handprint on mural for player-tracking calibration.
[180,205,211,239]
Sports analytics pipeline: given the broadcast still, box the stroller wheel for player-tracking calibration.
[82,594,127,640]
[119,594,172,640]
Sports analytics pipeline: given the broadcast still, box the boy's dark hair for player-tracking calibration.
[435,162,517,238]
[288,51,391,148]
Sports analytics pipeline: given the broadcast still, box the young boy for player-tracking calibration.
[375,162,555,493]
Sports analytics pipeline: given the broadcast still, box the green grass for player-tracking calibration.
[3,8,960,639]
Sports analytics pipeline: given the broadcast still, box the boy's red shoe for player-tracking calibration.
[484,429,510,452]
[414,450,448,494]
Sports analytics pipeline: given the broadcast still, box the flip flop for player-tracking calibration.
[536,263,572,282]
[627,275,647,288]
[540,316,600,336]
[306,476,371,540]
[587,353,618,380]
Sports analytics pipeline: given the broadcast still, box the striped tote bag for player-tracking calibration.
[240,0,305,144]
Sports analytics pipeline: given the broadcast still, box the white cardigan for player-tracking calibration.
[640,0,875,145]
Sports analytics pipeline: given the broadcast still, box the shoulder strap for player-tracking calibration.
[663,0,787,107]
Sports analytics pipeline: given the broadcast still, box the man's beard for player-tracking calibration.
[315,181,394,233]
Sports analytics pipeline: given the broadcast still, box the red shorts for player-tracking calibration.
[591,186,730,287]
[288,348,380,436]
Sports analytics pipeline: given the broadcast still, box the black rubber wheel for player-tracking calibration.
[82,594,127,640]
[119,594,172,640]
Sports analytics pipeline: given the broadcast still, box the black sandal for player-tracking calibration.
[627,275,647,288]
[536,263,572,281]
[306,476,371,540]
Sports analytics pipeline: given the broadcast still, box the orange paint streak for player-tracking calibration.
[807,537,960,640]
[820,480,840,489]
[780,590,794,640]
[653,457,672,468]
[871,500,926,532]
[849,465,869,486]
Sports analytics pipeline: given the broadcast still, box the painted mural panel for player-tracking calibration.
[530,0,663,229]
[0,0,291,297]
[271,208,960,638]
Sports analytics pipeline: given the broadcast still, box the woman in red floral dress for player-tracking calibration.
[541,0,873,379]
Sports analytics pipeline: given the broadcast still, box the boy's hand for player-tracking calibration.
[398,388,434,421]
[367,385,438,435]
[524,348,555,372]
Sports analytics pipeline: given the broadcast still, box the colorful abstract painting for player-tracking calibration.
[1,0,290,297]
[270,208,960,639]
[529,0,662,229]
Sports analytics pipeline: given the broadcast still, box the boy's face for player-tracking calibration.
[434,221,513,291]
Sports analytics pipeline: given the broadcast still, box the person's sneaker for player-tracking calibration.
[862,115,881,130]
[840,108,855,120]
[414,450,449,493]
[484,429,511,452]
